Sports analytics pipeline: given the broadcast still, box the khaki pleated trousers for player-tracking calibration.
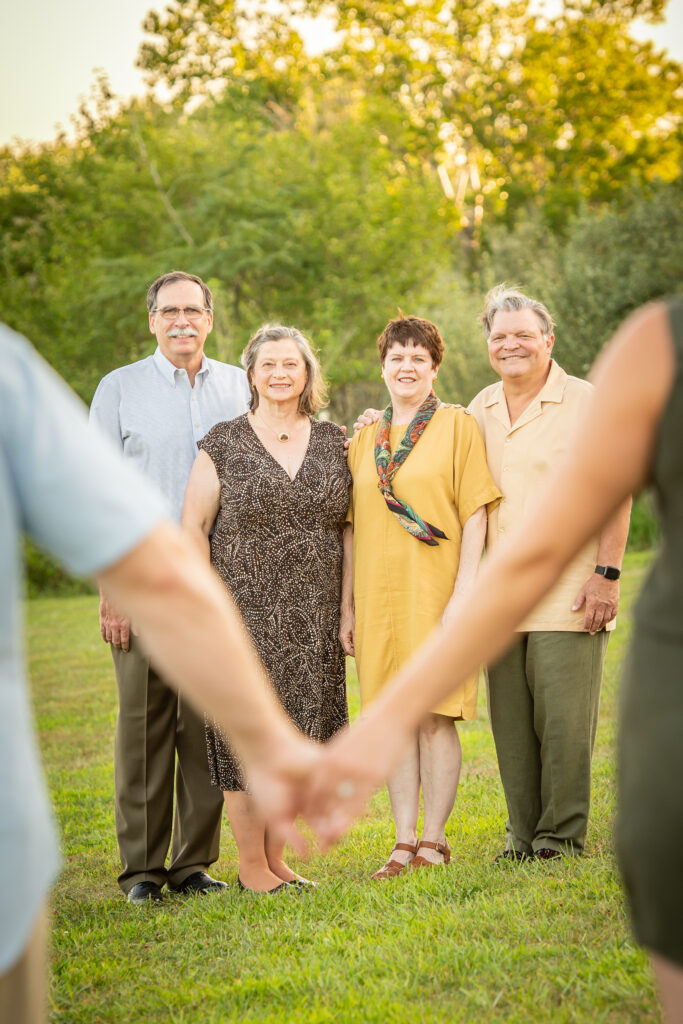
[112,636,224,893]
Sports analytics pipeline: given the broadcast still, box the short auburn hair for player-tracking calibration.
[376,314,445,368]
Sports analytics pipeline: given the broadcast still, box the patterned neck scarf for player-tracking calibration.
[374,390,447,546]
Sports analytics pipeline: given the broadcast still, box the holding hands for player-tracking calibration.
[260,709,406,852]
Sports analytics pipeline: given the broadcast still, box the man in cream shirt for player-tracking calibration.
[468,285,631,861]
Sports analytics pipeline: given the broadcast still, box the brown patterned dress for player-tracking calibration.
[198,414,350,790]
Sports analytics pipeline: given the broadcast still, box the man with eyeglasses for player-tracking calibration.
[90,270,250,904]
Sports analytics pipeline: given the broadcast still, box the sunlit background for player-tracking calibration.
[2,0,681,145]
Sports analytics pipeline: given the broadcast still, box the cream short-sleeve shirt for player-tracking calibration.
[468,359,614,632]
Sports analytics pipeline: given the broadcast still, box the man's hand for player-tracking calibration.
[353,408,382,433]
[339,605,355,656]
[99,592,131,651]
[572,574,619,634]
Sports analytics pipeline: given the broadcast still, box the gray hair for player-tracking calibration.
[479,284,555,340]
[241,323,328,415]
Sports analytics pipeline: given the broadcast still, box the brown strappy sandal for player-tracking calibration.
[370,842,419,880]
[410,839,451,869]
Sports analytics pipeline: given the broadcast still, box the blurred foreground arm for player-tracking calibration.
[306,302,673,846]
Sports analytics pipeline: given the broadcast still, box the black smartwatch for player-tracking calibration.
[595,564,621,581]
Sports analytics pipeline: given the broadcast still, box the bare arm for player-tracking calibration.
[442,505,487,626]
[572,497,632,633]
[339,523,355,656]
[307,302,674,844]
[181,450,221,561]
[97,522,318,848]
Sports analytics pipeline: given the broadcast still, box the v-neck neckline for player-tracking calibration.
[245,413,314,483]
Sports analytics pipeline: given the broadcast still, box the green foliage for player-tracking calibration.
[627,492,661,552]
[0,3,680,419]
[134,0,683,225]
[24,540,93,597]
[0,80,455,414]
[546,182,683,375]
[480,180,683,376]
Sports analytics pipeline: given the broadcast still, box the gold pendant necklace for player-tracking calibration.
[253,413,300,443]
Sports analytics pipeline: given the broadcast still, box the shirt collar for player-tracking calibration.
[483,359,567,409]
[152,347,210,387]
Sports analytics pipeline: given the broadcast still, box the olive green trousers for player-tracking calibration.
[112,636,224,893]
[486,630,609,855]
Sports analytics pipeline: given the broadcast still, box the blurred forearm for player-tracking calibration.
[597,497,632,567]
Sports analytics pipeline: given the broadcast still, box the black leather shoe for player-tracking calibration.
[494,849,531,863]
[534,847,563,860]
[171,871,228,895]
[127,881,164,905]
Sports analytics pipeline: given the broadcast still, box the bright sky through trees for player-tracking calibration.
[2,0,681,146]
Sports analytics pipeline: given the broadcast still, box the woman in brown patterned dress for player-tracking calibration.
[182,324,349,892]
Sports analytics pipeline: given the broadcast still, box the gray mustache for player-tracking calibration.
[167,327,199,338]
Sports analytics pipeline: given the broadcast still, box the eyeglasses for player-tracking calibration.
[152,306,210,321]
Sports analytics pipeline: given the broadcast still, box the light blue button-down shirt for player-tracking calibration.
[0,325,166,972]
[90,348,250,521]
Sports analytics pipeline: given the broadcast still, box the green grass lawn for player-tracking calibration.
[28,551,660,1023]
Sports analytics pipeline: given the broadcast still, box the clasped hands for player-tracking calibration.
[246,710,407,857]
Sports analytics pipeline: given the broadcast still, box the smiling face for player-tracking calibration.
[382,340,438,408]
[487,308,554,386]
[148,279,213,366]
[250,338,308,407]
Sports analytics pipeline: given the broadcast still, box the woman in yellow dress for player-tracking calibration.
[340,314,500,878]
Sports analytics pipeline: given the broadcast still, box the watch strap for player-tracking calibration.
[595,564,621,581]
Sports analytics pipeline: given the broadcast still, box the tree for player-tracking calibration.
[136,0,682,230]
[0,78,455,416]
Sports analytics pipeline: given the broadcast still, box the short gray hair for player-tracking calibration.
[479,284,555,340]
[241,323,328,415]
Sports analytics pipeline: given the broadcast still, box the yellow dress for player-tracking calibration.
[348,405,501,718]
